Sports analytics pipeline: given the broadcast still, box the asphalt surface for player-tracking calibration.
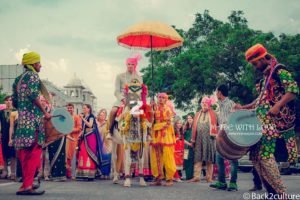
[0,172,300,200]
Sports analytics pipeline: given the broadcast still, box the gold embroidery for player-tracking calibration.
[86,157,91,167]
[79,157,83,167]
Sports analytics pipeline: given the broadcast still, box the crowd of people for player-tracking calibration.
[0,43,298,199]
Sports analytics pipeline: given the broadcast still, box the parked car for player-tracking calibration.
[238,152,300,174]
[238,153,252,172]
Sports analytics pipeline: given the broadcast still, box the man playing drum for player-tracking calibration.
[237,44,299,198]
[12,52,51,195]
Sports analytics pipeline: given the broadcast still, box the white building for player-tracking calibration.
[44,74,97,114]
[0,64,96,114]
[0,64,23,95]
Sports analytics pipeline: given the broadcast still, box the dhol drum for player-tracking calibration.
[44,108,74,147]
[216,110,262,160]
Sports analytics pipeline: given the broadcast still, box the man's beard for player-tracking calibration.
[258,63,268,72]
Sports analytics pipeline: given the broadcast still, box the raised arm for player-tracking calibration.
[80,115,94,128]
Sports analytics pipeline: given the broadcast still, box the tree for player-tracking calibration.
[142,10,300,111]
[0,87,7,103]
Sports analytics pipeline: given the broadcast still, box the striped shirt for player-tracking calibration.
[217,97,235,125]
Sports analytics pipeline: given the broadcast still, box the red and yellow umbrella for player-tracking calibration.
[117,21,184,97]
[117,21,183,50]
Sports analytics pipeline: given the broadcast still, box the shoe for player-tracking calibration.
[209,181,227,190]
[0,171,8,179]
[139,177,147,187]
[123,178,131,187]
[174,178,183,182]
[227,182,238,191]
[164,180,173,186]
[249,185,262,191]
[32,183,40,190]
[16,189,45,195]
[32,177,41,189]
[144,176,153,182]
[10,174,16,181]
[150,179,162,186]
[186,177,200,183]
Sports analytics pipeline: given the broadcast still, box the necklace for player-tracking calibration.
[4,109,11,123]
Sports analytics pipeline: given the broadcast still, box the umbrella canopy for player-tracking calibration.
[117,21,183,50]
[117,21,184,98]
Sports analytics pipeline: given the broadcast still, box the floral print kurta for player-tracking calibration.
[252,66,299,163]
[12,69,44,149]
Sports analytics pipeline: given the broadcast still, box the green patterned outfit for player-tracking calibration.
[12,69,45,149]
[251,65,299,195]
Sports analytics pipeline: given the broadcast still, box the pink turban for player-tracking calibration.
[126,53,142,71]
[201,96,216,107]
[158,93,168,99]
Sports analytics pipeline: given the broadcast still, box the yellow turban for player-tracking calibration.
[22,52,41,65]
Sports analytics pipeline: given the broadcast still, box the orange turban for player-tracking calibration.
[245,44,268,62]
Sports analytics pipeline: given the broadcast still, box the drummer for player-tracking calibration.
[236,44,299,198]
[12,52,51,195]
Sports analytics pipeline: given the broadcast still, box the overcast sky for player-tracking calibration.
[0,0,299,111]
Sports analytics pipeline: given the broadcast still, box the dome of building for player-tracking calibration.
[65,74,84,88]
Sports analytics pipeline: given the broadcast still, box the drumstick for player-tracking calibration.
[52,115,66,119]
[67,135,76,141]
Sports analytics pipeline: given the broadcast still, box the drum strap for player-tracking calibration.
[16,71,52,104]
[16,71,30,92]
[257,59,279,105]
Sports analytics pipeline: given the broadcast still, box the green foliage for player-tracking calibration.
[0,87,7,103]
[142,10,300,111]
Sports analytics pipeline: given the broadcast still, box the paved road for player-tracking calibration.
[0,173,300,200]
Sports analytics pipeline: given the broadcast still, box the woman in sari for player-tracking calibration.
[173,118,184,182]
[76,104,111,180]
[0,104,5,174]
[183,114,194,181]
[44,96,66,181]
[96,108,112,179]
[0,96,16,180]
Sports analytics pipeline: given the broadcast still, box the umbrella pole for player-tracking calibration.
[151,35,154,100]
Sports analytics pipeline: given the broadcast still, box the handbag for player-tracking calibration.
[184,149,189,160]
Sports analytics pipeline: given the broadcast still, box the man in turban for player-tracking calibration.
[150,93,176,186]
[236,44,299,198]
[108,54,143,134]
[107,55,143,183]
[12,52,51,195]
